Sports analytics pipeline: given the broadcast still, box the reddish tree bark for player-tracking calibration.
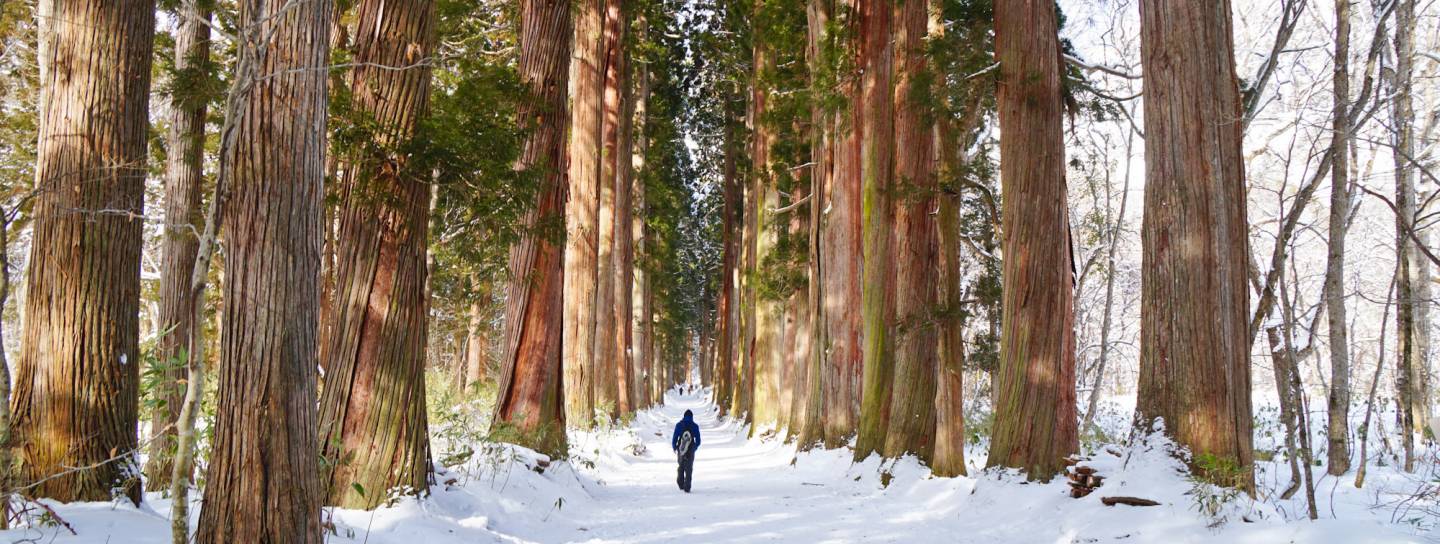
[986,0,1077,480]
[750,24,784,431]
[734,87,759,421]
[883,0,937,461]
[494,0,571,457]
[1136,0,1254,491]
[793,0,831,449]
[563,0,607,428]
[715,114,743,414]
[11,0,154,504]
[317,0,437,509]
[929,4,981,479]
[820,0,863,447]
[854,0,896,461]
[591,0,624,418]
[612,30,636,416]
[786,180,816,443]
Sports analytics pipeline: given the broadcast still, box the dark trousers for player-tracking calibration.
[677,452,694,492]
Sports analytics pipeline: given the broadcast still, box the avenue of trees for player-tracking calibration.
[0,0,1432,538]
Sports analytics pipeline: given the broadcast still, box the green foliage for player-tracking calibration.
[138,326,185,421]
[1192,452,1247,489]
[966,407,994,446]
[0,1,38,228]
[1186,453,1247,526]
[426,367,504,473]
[632,0,724,371]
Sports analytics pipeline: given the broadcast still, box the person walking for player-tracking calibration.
[672,409,701,492]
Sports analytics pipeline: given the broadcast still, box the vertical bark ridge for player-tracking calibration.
[1136,0,1254,490]
[11,0,155,504]
[494,0,572,457]
[883,0,937,462]
[986,0,1077,480]
[821,0,862,447]
[148,0,212,490]
[563,0,608,428]
[854,0,896,461]
[196,0,331,539]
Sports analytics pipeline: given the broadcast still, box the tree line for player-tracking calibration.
[0,0,707,541]
[0,0,1431,540]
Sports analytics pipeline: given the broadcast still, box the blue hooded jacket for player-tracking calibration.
[672,410,701,454]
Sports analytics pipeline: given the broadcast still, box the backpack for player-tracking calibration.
[678,430,694,457]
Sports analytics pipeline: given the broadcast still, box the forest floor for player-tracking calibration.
[2,387,1436,543]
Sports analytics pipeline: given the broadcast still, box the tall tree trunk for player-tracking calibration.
[715,114,741,415]
[563,0,608,429]
[1414,231,1432,436]
[1325,0,1353,476]
[787,258,814,443]
[642,276,655,403]
[751,32,782,431]
[463,287,489,389]
[786,179,815,443]
[928,4,974,478]
[591,0,625,419]
[631,173,650,408]
[883,0,936,461]
[317,0,436,509]
[1391,0,1418,474]
[853,0,895,461]
[1136,0,1254,491]
[932,112,969,477]
[821,0,862,447]
[196,0,330,539]
[777,274,797,432]
[148,1,212,490]
[494,0,571,456]
[734,94,758,422]
[986,0,1077,479]
[613,31,636,416]
[629,23,650,409]
[794,0,830,450]
[11,0,154,505]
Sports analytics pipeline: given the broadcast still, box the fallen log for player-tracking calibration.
[1101,496,1161,507]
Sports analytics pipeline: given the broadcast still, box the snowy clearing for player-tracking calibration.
[2,387,1435,543]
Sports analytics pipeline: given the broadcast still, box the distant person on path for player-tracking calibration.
[672,409,701,492]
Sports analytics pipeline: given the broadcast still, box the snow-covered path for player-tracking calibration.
[562,390,885,543]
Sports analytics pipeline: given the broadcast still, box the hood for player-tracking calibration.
[683,409,694,421]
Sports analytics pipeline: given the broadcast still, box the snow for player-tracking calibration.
[3,387,1434,543]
